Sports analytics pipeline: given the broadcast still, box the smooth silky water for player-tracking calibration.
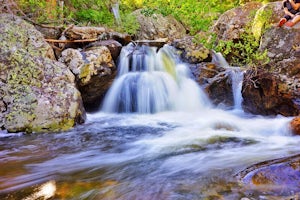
[1,44,299,199]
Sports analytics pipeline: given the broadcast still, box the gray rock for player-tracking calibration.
[0,14,85,133]
[133,9,186,41]
[59,46,117,108]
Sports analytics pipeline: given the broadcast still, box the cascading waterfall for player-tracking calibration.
[230,68,244,110]
[3,43,299,200]
[212,51,244,110]
[101,43,211,113]
[111,1,121,26]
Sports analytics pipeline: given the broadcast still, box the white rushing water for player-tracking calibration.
[97,43,298,175]
[111,1,121,26]
[101,43,211,113]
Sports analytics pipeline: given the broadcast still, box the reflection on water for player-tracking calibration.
[0,111,299,199]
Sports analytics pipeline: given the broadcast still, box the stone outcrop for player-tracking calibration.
[242,69,300,116]
[0,14,56,60]
[190,63,235,108]
[59,46,117,110]
[133,9,187,41]
[172,36,211,64]
[241,2,300,116]
[0,14,86,133]
[212,2,262,42]
[238,154,300,195]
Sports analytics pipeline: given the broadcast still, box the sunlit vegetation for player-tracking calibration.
[12,0,272,66]
[14,0,269,34]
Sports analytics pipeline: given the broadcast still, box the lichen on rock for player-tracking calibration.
[0,14,86,133]
[59,46,117,108]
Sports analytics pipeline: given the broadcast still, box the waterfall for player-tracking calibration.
[229,68,244,110]
[111,2,121,26]
[211,51,230,68]
[212,51,244,110]
[101,43,211,113]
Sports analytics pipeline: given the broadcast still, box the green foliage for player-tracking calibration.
[118,12,140,35]
[74,9,114,25]
[16,0,242,35]
[68,0,113,25]
[215,33,269,67]
[140,0,239,34]
[140,8,157,17]
[198,27,269,67]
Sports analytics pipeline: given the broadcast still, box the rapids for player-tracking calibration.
[0,43,299,199]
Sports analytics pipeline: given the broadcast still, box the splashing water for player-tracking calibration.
[229,67,244,110]
[212,50,245,110]
[101,43,211,113]
[111,2,121,26]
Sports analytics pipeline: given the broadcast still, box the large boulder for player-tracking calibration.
[0,14,55,60]
[59,46,117,110]
[0,14,86,133]
[212,2,262,42]
[133,9,187,41]
[242,69,300,116]
[259,23,300,70]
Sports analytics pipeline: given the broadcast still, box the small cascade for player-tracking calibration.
[212,51,244,110]
[111,2,121,26]
[229,68,244,110]
[211,51,230,68]
[101,43,211,113]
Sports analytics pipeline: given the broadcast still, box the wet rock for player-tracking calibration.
[238,154,300,195]
[59,47,117,109]
[190,63,234,108]
[172,36,211,64]
[133,9,186,41]
[242,69,300,116]
[0,14,86,133]
[290,116,300,135]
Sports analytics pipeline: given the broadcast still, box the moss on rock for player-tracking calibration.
[0,15,86,133]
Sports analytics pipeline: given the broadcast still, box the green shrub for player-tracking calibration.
[74,9,114,26]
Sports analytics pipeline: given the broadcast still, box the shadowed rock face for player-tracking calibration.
[59,46,117,111]
[189,63,234,108]
[242,69,300,116]
[238,154,300,195]
[0,14,86,133]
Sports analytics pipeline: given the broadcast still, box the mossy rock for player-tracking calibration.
[0,44,85,133]
[0,14,55,59]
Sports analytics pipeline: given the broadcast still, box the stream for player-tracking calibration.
[1,44,300,200]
